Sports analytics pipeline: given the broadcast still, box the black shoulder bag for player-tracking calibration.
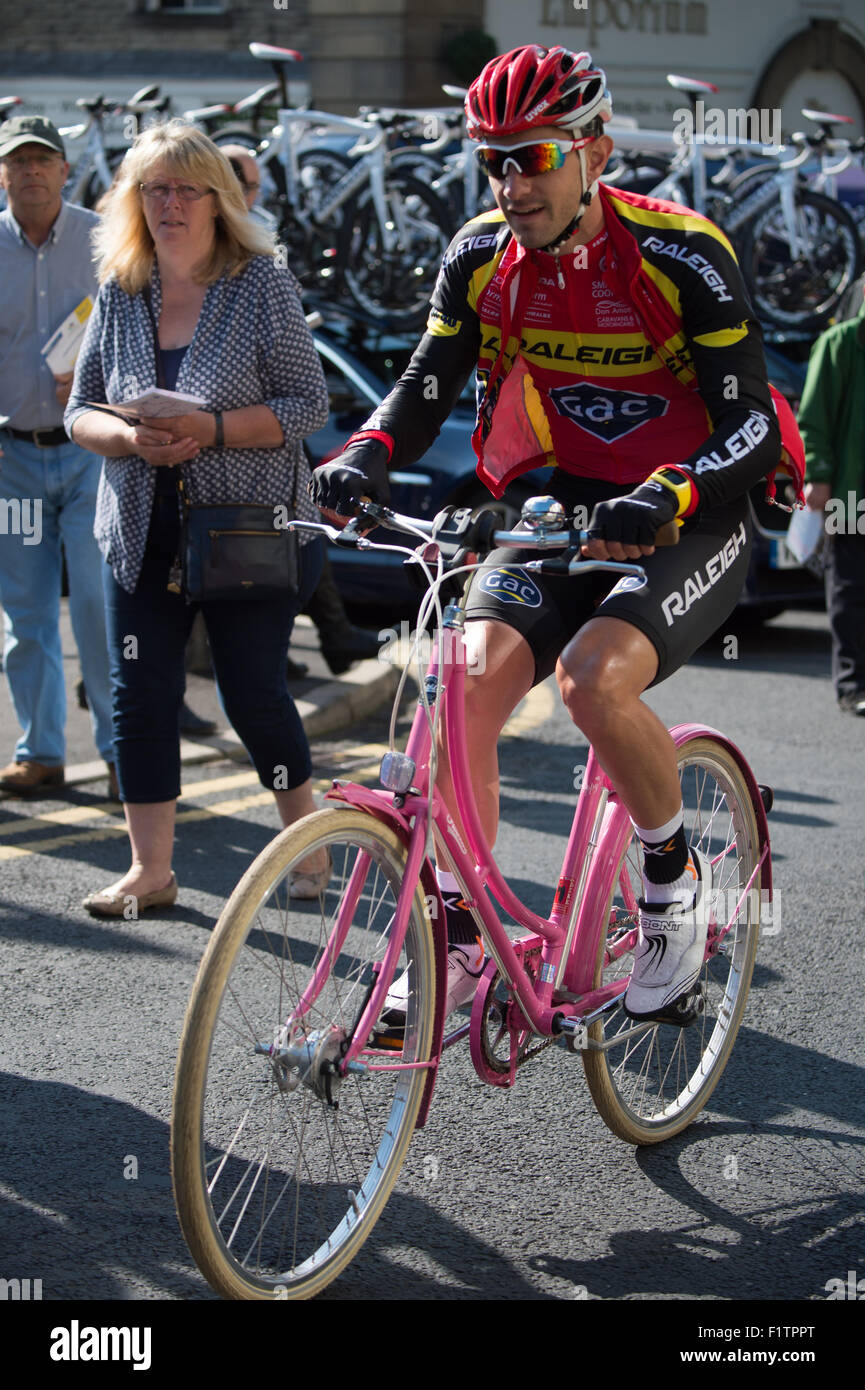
[144,288,301,602]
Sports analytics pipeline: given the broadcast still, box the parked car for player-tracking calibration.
[306,323,550,614]
[306,319,823,620]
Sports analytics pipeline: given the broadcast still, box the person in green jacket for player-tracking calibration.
[797,280,865,715]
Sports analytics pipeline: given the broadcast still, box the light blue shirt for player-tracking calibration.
[0,200,99,430]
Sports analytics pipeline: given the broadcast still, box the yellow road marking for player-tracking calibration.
[0,683,553,860]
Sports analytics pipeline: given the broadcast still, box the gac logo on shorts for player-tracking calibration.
[478,567,542,607]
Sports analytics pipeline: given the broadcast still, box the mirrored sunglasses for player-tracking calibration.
[140,181,213,202]
[475,134,595,177]
[474,138,581,179]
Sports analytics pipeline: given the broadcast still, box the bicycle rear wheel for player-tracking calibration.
[740,187,861,331]
[171,806,436,1299]
[582,737,762,1145]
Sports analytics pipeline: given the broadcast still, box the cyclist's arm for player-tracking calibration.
[356,324,479,471]
[675,325,781,511]
[338,219,492,471]
[647,231,781,513]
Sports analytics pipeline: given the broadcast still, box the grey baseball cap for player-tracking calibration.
[0,115,66,159]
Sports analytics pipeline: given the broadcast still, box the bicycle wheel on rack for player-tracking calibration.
[740,187,861,331]
[171,806,436,1300]
[275,147,354,292]
[582,737,762,1145]
[338,171,452,330]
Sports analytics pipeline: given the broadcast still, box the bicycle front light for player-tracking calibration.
[380,751,416,793]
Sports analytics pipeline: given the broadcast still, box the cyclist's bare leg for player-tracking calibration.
[434,618,535,848]
[556,615,681,827]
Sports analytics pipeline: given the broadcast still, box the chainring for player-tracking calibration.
[469,936,553,1087]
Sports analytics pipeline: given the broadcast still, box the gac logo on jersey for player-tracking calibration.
[478,567,542,607]
[549,382,670,442]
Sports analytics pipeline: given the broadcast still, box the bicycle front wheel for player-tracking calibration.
[171,807,436,1300]
[582,737,762,1145]
[339,172,452,330]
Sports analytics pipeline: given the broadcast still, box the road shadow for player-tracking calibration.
[0,1070,549,1302]
[527,1027,865,1300]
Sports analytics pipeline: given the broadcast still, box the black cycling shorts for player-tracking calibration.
[464,474,752,688]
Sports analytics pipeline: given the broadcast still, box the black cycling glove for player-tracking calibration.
[310,440,391,514]
[586,469,696,547]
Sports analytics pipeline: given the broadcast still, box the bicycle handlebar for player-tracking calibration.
[294,498,680,588]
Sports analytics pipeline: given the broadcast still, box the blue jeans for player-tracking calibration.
[0,431,113,764]
[103,493,323,802]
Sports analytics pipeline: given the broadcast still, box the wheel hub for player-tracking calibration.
[261,1026,347,1106]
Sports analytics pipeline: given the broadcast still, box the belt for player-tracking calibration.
[6,425,69,447]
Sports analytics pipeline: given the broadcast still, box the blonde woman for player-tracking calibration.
[65,122,330,916]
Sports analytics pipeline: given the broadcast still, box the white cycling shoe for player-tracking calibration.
[624,848,713,1024]
[375,942,485,1047]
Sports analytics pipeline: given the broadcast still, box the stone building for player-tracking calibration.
[0,0,862,137]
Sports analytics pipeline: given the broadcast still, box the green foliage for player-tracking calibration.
[441,28,499,87]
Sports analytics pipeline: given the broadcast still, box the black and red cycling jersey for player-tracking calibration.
[347,183,798,512]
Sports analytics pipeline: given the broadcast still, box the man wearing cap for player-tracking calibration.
[0,114,114,796]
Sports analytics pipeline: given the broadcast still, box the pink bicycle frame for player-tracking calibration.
[317,610,772,1089]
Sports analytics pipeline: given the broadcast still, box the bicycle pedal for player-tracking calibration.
[368,1022,404,1051]
[625,982,705,1029]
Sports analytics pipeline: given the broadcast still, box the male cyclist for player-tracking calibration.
[312,46,797,1028]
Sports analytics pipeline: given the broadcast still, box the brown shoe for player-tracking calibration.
[82,872,178,919]
[0,760,65,796]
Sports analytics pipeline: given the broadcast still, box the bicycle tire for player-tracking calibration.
[338,171,452,331]
[171,806,436,1300]
[211,126,260,152]
[81,148,126,210]
[388,146,463,227]
[582,737,761,1145]
[607,153,673,195]
[275,148,354,291]
[740,187,861,331]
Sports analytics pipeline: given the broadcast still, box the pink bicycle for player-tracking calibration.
[171,497,772,1300]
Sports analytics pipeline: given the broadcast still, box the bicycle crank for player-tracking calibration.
[469,937,553,1088]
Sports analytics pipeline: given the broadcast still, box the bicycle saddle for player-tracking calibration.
[666,74,719,96]
[801,108,854,137]
[234,83,280,115]
[249,42,303,64]
[183,103,231,122]
[128,84,160,105]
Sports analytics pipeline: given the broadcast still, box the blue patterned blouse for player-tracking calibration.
[65,255,328,592]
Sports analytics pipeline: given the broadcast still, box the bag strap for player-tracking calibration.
[143,286,167,390]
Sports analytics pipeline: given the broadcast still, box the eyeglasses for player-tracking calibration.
[474,137,590,179]
[140,181,213,203]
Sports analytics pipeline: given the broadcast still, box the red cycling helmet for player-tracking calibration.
[465,45,612,140]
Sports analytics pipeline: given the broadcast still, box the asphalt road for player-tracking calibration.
[0,605,862,1342]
